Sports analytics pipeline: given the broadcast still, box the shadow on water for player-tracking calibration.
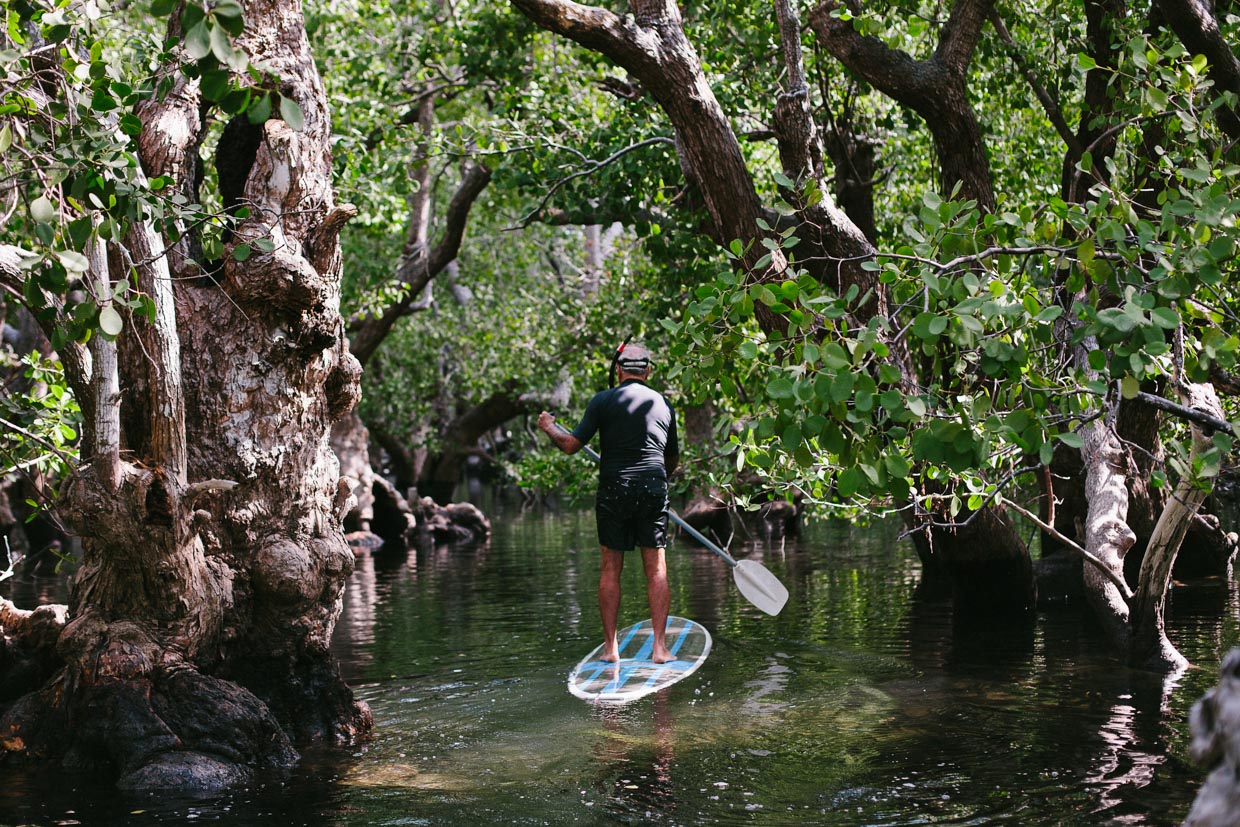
[1,500,1237,825]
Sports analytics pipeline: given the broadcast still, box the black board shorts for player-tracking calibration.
[596,475,669,551]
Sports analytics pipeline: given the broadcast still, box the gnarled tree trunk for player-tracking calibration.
[0,0,371,790]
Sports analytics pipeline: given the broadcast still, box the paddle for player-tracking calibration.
[560,426,789,616]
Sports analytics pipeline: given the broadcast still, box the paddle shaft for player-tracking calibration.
[558,426,739,568]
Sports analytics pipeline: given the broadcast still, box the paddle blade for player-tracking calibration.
[732,559,789,616]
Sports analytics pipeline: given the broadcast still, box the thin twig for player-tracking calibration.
[511,137,675,229]
[1001,497,1133,601]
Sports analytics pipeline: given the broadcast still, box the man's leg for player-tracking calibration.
[641,546,674,663]
[599,547,625,662]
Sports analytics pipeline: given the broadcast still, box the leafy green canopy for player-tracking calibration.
[312,0,712,492]
[667,19,1239,519]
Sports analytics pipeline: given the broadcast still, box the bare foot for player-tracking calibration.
[600,647,620,663]
[651,645,675,664]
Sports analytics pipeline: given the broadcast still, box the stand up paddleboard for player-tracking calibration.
[568,616,711,703]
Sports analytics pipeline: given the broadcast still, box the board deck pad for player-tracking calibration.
[568,616,711,703]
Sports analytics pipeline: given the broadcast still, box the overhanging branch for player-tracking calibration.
[1134,390,1234,435]
[1002,497,1134,601]
[348,160,491,365]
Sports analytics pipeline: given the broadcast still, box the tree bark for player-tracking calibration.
[331,411,375,534]
[809,0,997,211]
[510,0,795,311]
[1062,0,1127,203]
[1186,649,1240,826]
[1153,0,1240,140]
[1129,383,1225,671]
[1080,415,1137,650]
[0,0,371,790]
[347,94,491,367]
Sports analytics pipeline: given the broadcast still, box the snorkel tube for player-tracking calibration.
[608,334,634,389]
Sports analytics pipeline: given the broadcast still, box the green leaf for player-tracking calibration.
[829,371,855,403]
[278,96,305,131]
[837,468,861,499]
[214,2,245,36]
[1120,376,1140,399]
[1150,307,1180,329]
[200,69,231,102]
[31,195,56,224]
[232,243,252,261]
[184,22,212,60]
[767,377,795,399]
[884,453,911,479]
[1058,432,1084,449]
[247,92,272,124]
[210,22,234,63]
[737,341,757,360]
[0,123,11,154]
[1077,53,1097,71]
[99,305,123,336]
[56,250,89,272]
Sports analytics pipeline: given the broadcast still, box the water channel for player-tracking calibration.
[2,500,1238,825]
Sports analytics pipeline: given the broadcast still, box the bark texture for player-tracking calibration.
[1186,649,1240,826]
[1153,0,1240,139]
[1080,417,1136,650]
[809,0,997,211]
[0,0,371,789]
[1129,384,1226,671]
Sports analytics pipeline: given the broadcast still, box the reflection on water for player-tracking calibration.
[0,500,1236,825]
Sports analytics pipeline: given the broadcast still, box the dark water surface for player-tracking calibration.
[2,504,1238,826]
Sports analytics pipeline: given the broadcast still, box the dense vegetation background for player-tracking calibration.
[1,0,1239,792]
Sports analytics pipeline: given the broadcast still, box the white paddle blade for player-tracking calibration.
[733,559,789,616]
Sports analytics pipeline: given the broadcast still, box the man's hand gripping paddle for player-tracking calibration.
[559,425,789,616]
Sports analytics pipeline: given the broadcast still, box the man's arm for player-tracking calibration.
[538,411,583,454]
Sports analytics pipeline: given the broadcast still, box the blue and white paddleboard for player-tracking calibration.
[568,616,711,703]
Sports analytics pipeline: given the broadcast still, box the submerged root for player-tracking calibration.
[0,637,301,791]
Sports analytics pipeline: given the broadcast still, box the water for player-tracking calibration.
[2,504,1236,825]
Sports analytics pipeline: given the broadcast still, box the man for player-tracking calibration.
[537,343,679,664]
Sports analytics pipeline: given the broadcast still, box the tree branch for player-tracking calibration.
[513,136,675,228]
[507,0,660,73]
[1209,366,1240,396]
[426,160,493,280]
[348,160,491,365]
[772,0,826,183]
[936,0,995,76]
[990,9,1082,154]
[1152,0,1240,139]
[809,1,934,104]
[1135,389,1234,435]
[1001,497,1133,601]
[808,0,996,210]
[0,245,30,302]
[87,231,122,493]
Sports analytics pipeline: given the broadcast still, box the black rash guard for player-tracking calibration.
[571,379,678,481]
